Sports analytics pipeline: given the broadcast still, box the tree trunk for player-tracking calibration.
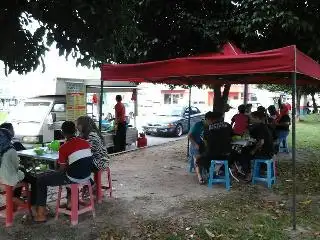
[311,92,318,113]
[212,84,231,113]
[213,84,223,112]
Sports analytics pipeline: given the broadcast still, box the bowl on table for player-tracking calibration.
[34,148,45,156]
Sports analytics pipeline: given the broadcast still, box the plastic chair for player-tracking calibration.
[208,160,231,191]
[55,180,95,226]
[0,182,31,227]
[94,167,113,203]
[252,159,276,188]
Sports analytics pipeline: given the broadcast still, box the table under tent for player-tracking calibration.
[100,42,320,230]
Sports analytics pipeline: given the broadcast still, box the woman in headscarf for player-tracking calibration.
[0,126,25,207]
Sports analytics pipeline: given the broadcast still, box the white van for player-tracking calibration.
[8,96,66,145]
[7,78,139,148]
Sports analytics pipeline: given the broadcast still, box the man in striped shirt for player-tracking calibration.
[33,121,93,223]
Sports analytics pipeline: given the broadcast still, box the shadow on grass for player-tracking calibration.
[99,184,319,240]
[275,154,320,195]
[124,187,319,240]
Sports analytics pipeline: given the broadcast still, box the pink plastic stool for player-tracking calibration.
[0,182,31,227]
[94,167,112,203]
[55,181,95,226]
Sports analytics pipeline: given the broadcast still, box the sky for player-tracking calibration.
[0,46,100,98]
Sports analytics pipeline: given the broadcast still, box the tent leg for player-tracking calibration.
[187,86,192,160]
[243,84,248,105]
[134,89,138,128]
[99,80,104,131]
[291,72,297,230]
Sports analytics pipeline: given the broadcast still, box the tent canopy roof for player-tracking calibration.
[101,44,320,86]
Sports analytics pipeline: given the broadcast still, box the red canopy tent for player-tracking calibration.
[100,43,320,230]
[101,45,320,85]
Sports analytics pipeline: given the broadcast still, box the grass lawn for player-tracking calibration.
[288,114,320,151]
[0,111,8,124]
[101,115,320,240]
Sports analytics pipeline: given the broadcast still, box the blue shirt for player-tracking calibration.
[189,121,204,145]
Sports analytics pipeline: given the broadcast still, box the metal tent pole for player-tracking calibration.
[187,85,192,159]
[98,80,104,132]
[243,84,249,104]
[291,72,297,230]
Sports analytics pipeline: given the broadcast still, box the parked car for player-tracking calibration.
[192,101,211,113]
[142,105,204,137]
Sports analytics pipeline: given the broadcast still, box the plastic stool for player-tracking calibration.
[0,182,31,227]
[94,167,112,203]
[252,159,276,188]
[208,160,230,191]
[55,181,95,226]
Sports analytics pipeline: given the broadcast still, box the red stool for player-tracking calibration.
[0,182,31,227]
[94,167,112,203]
[55,181,95,226]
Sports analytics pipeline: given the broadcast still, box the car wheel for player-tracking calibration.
[107,113,113,120]
[175,124,183,137]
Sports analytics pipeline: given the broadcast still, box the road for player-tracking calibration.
[127,110,236,149]
[126,115,186,149]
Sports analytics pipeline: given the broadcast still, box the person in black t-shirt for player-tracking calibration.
[195,111,232,184]
[249,123,274,159]
[230,111,274,181]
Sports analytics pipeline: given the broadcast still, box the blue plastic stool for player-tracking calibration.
[252,159,276,188]
[208,160,230,191]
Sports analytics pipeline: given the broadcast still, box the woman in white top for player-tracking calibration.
[0,126,25,206]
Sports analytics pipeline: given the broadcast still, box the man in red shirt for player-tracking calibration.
[231,104,249,136]
[33,121,93,222]
[114,95,126,152]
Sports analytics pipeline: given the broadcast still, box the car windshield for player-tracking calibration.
[156,107,183,116]
[8,101,51,123]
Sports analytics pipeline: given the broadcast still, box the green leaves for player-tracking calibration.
[2,0,320,76]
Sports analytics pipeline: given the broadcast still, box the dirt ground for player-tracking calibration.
[0,139,230,240]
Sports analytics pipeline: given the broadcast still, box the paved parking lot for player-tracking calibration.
[130,110,236,148]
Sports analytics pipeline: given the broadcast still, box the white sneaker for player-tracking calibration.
[229,168,240,182]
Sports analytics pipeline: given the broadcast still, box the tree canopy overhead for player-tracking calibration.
[0,0,138,74]
[2,0,320,78]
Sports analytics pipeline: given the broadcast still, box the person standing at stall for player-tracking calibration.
[114,95,126,152]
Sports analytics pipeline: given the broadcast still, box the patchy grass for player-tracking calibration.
[100,188,319,240]
[274,155,320,196]
[0,111,8,124]
[288,114,320,151]
[97,116,320,240]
